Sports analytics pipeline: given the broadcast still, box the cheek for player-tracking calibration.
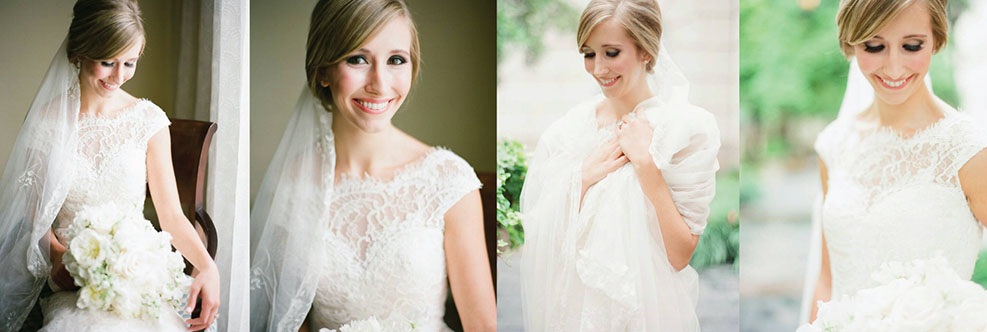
[855,53,882,75]
[329,68,364,97]
[392,69,412,96]
[584,58,593,74]
[907,53,932,74]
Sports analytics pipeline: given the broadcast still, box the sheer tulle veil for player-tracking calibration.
[249,88,335,331]
[519,43,714,331]
[0,37,81,330]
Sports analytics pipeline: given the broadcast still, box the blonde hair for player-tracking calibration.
[577,0,662,72]
[67,0,145,65]
[836,0,948,57]
[306,0,421,111]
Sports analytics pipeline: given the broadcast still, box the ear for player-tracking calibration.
[318,67,332,88]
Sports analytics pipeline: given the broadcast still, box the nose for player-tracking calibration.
[593,56,608,77]
[886,49,906,78]
[365,63,388,94]
[112,64,125,83]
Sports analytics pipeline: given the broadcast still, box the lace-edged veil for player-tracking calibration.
[0,37,81,330]
[249,88,335,332]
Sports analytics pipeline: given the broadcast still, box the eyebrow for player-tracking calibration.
[357,48,411,56]
[872,34,928,40]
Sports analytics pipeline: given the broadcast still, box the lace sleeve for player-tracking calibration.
[138,101,171,144]
[648,106,720,235]
[945,115,987,177]
[432,149,482,221]
[814,119,844,169]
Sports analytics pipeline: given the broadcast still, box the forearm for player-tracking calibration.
[48,229,66,264]
[632,159,699,270]
[158,209,215,272]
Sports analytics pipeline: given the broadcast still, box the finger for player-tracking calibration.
[614,155,630,168]
[185,284,201,315]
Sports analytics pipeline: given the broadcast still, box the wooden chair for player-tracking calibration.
[444,171,497,330]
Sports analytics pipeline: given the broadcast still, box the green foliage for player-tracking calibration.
[497,140,528,251]
[972,249,987,289]
[497,0,578,64]
[690,170,741,270]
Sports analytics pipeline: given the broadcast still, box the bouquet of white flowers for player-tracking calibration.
[799,256,987,332]
[60,202,193,320]
[318,316,416,332]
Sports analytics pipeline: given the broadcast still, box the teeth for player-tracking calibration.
[600,77,617,85]
[882,77,905,88]
[102,81,119,89]
[357,100,387,110]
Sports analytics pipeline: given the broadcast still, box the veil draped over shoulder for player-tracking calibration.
[0,37,81,330]
[249,88,335,332]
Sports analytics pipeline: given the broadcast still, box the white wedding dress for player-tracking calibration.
[39,99,187,331]
[307,148,481,331]
[815,108,987,298]
[520,95,719,331]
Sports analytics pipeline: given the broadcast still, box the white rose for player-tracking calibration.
[885,285,946,331]
[78,284,113,311]
[68,229,109,268]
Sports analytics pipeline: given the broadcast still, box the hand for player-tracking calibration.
[616,111,654,165]
[581,138,629,191]
[186,263,221,331]
[50,261,79,291]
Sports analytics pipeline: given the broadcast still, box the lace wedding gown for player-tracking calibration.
[307,148,481,331]
[39,99,186,331]
[520,96,719,331]
[816,109,987,297]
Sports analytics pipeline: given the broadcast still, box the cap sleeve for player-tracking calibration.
[648,105,720,235]
[945,114,987,177]
[137,100,171,144]
[431,149,482,221]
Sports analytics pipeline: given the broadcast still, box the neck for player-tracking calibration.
[608,77,654,118]
[869,80,943,132]
[330,112,397,174]
[78,85,118,116]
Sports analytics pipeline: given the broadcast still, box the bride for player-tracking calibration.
[518,0,720,330]
[0,0,220,330]
[248,0,496,331]
[808,0,987,322]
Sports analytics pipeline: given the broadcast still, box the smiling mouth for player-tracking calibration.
[598,76,620,87]
[99,80,120,90]
[352,98,391,114]
[877,75,913,90]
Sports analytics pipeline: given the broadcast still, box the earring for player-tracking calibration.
[320,80,330,88]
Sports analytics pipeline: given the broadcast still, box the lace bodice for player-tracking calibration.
[816,110,987,297]
[53,99,169,244]
[310,148,481,331]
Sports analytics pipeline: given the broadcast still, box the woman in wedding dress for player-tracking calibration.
[518,0,720,330]
[808,0,987,322]
[248,0,496,331]
[0,0,220,330]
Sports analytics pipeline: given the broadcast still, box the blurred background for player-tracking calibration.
[495,0,740,330]
[739,0,987,331]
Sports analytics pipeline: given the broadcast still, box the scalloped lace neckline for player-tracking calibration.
[77,98,148,123]
[335,147,441,186]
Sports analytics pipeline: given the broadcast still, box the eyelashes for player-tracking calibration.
[582,49,621,59]
[344,55,409,66]
[99,61,136,68]
[861,41,924,54]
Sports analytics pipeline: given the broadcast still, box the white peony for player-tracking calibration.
[62,204,194,320]
[799,256,987,332]
[67,228,109,269]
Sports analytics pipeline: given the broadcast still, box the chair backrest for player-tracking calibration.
[477,171,497,292]
[164,119,218,266]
